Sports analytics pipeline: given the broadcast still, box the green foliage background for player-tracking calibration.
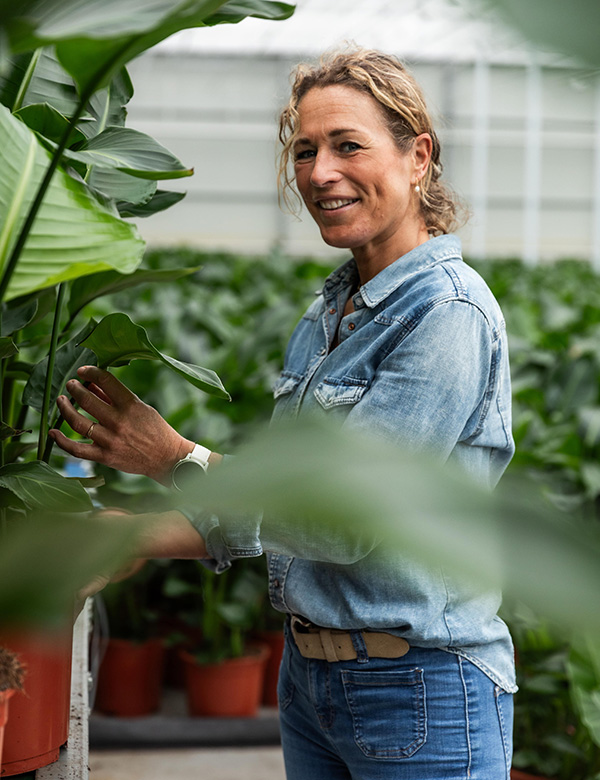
[90,247,600,777]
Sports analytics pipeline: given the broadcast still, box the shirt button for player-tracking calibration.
[329,308,336,315]
[273,579,280,589]
[348,323,355,330]
[320,347,326,355]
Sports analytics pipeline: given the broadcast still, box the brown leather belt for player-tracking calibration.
[290,616,410,662]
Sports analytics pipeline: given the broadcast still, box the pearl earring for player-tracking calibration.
[414,181,421,193]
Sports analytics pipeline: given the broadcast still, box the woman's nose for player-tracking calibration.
[309,150,342,187]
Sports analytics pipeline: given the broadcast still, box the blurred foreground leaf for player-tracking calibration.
[183,420,600,636]
[0,512,138,628]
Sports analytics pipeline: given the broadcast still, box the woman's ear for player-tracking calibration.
[413,133,433,179]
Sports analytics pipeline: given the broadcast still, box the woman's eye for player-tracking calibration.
[295,149,316,161]
[340,142,360,153]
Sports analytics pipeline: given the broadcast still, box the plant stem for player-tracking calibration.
[12,49,42,113]
[38,283,66,461]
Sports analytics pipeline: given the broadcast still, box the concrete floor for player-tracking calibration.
[89,746,286,780]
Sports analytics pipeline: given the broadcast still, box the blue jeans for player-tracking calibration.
[278,626,513,780]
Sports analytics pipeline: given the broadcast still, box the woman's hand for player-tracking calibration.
[50,365,195,484]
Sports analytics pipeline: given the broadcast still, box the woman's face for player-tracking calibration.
[293,85,430,262]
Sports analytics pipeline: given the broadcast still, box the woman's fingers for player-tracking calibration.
[48,428,104,462]
[77,366,135,406]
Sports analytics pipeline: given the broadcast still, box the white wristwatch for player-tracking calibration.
[171,443,212,491]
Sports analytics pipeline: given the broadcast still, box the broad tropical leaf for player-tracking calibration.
[68,266,201,320]
[15,102,86,145]
[23,320,97,414]
[62,126,193,180]
[117,189,186,218]
[0,104,145,301]
[88,167,157,206]
[0,460,93,511]
[79,313,230,399]
[1,1,294,96]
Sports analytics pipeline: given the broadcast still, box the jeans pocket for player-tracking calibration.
[342,668,427,759]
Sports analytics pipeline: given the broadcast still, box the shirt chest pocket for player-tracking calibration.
[314,378,369,411]
[272,371,303,421]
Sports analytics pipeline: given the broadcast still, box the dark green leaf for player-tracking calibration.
[88,167,157,206]
[0,422,30,441]
[68,266,201,319]
[203,0,295,25]
[79,66,133,140]
[14,101,85,145]
[79,313,230,399]
[63,126,193,180]
[23,319,97,414]
[118,189,186,218]
[0,336,18,358]
[0,460,93,512]
[1,295,38,335]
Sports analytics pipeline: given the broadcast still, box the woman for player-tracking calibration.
[52,49,515,779]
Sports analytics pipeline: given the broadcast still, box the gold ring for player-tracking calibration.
[86,422,96,439]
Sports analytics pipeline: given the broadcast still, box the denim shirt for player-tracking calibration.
[192,234,517,693]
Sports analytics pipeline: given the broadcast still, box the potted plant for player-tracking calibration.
[0,0,294,772]
[173,562,271,717]
[0,649,24,776]
[94,559,168,717]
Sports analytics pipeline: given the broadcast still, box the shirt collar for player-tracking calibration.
[322,234,463,308]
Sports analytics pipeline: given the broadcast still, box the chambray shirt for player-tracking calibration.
[192,234,517,693]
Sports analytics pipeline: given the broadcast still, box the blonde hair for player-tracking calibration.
[278,48,463,236]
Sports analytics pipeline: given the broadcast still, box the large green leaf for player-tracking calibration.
[203,0,295,24]
[485,0,600,67]
[117,189,185,218]
[80,66,132,139]
[88,168,157,207]
[62,126,193,180]
[79,313,230,399]
[14,102,86,145]
[0,460,93,512]
[1,1,294,96]
[22,320,97,414]
[0,104,145,301]
[68,266,201,320]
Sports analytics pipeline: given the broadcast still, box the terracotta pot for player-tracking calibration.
[254,630,285,706]
[511,771,550,780]
[95,638,165,717]
[180,643,270,717]
[0,690,15,776]
[0,625,73,777]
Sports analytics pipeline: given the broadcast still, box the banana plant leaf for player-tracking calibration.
[61,126,194,180]
[67,265,201,321]
[14,102,86,145]
[117,189,185,218]
[0,49,80,116]
[0,104,144,301]
[88,168,157,206]
[0,460,93,512]
[79,313,230,400]
[23,320,98,415]
[1,0,294,95]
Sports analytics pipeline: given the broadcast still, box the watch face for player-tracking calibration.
[172,459,206,492]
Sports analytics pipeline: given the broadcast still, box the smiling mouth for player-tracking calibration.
[317,198,359,211]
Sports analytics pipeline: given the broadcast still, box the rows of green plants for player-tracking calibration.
[92,248,600,778]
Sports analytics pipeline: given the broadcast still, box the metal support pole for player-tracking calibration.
[471,59,490,260]
[523,61,543,265]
